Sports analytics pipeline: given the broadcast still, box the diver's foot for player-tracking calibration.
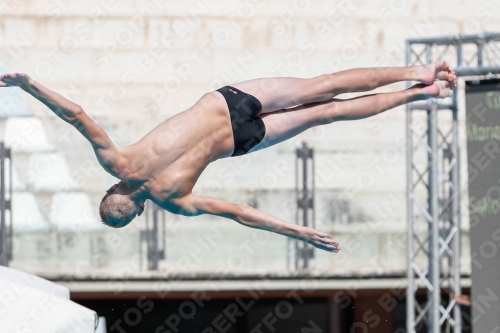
[421,80,454,98]
[417,61,456,88]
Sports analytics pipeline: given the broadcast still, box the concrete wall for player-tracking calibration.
[0,0,493,277]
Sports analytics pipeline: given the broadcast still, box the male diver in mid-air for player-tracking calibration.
[0,61,456,252]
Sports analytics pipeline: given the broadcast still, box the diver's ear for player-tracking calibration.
[106,184,119,193]
[138,203,145,216]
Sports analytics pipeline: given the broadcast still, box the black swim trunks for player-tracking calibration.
[216,86,266,157]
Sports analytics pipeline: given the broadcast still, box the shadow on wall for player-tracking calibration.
[325,197,371,224]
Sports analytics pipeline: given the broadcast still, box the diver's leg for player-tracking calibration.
[247,81,453,153]
[231,61,456,114]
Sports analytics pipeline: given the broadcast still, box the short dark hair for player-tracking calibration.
[99,192,137,228]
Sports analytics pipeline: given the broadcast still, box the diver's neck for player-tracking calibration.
[129,184,150,205]
[117,181,148,203]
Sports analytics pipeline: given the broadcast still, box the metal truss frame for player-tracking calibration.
[140,201,166,270]
[406,32,500,333]
[0,143,12,267]
[293,142,315,270]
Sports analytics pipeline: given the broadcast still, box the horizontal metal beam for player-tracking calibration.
[454,66,500,77]
[57,277,473,294]
[407,32,500,45]
[408,103,456,111]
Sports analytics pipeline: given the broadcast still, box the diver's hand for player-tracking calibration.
[302,227,341,253]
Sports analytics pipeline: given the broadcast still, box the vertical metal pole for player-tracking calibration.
[406,40,416,333]
[295,148,301,270]
[143,201,165,271]
[143,200,153,270]
[447,39,462,333]
[424,44,433,331]
[295,142,314,270]
[451,106,462,333]
[302,142,309,269]
[427,107,435,333]
[477,42,483,68]
[329,297,341,333]
[311,147,315,232]
[429,103,440,333]
[152,205,159,270]
[291,154,300,271]
[0,143,6,266]
[161,209,165,266]
[7,148,12,262]
[425,42,441,333]
[144,202,148,270]
[457,42,463,74]
[453,40,463,333]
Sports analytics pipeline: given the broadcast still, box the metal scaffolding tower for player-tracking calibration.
[140,201,166,270]
[406,33,500,333]
[294,142,315,269]
[0,143,12,267]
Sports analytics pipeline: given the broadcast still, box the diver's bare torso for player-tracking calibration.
[118,92,234,210]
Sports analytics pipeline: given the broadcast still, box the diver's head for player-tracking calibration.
[99,183,145,228]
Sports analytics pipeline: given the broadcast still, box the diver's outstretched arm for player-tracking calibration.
[0,73,126,176]
[173,194,340,252]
